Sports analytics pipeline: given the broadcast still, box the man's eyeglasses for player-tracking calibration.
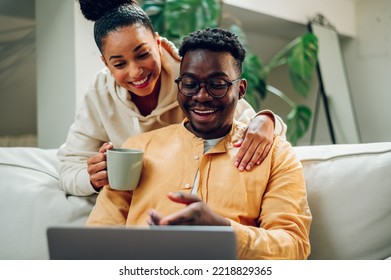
[175,76,241,98]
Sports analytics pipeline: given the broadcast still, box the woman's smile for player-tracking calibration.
[131,73,150,88]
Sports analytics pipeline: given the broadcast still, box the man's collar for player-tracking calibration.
[181,119,247,150]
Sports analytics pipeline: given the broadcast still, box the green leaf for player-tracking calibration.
[287,33,318,97]
[242,54,266,109]
[243,90,258,110]
[286,105,312,145]
[143,0,221,46]
[242,55,262,88]
[267,37,301,70]
[142,1,165,34]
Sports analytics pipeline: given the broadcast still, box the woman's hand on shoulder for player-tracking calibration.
[233,114,274,171]
[87,142,113,191]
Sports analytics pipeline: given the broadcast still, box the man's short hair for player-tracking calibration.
[178,27,246,73]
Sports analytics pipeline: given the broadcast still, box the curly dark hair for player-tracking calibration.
[178,27,246,73]
[78,0,155,52]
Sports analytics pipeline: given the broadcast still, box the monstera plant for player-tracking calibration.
[141,0,318,145]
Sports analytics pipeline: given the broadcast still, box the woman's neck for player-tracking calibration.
[131,91,159,116]
[130,79,161,116]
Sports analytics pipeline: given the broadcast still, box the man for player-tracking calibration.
[87,27,312,260]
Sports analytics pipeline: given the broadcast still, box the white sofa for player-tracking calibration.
[1,142,390,260]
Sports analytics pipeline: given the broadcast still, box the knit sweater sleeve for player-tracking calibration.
[235,98,287,139]
[160,36,181,61]
[57,76,110,196]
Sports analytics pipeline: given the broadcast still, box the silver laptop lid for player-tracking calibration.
[47,225,237,260]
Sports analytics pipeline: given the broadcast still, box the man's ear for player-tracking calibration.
[239,78,247,99]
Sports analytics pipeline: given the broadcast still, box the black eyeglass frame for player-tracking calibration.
[175,76,242,98]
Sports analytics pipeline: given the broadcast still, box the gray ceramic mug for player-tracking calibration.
[106,148,144,191]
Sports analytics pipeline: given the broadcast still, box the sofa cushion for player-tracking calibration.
[0,147,95,260]
[294,142,391,260]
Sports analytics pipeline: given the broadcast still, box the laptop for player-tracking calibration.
[47,225,237,260]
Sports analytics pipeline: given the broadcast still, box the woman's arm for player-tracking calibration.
[234,98,287,171]
[57,80,111,196]
[57,103,108,196]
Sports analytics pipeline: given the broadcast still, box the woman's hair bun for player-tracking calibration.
[79,0,137,21]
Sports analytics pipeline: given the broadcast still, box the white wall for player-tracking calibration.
[36,0,76,148]
[74,4,102,108]
[35,0,101,148]
[0,15,36,137]
[225,0,356,37]
[342,0,391,143]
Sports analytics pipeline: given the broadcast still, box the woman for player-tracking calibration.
[57,0,287,196]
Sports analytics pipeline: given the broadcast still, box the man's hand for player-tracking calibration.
[87,142,113,191]
[147,192,230,226]
[234,114,274,171]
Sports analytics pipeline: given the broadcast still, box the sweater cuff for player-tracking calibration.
[76,168,100,195]
[256,110,286,139]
